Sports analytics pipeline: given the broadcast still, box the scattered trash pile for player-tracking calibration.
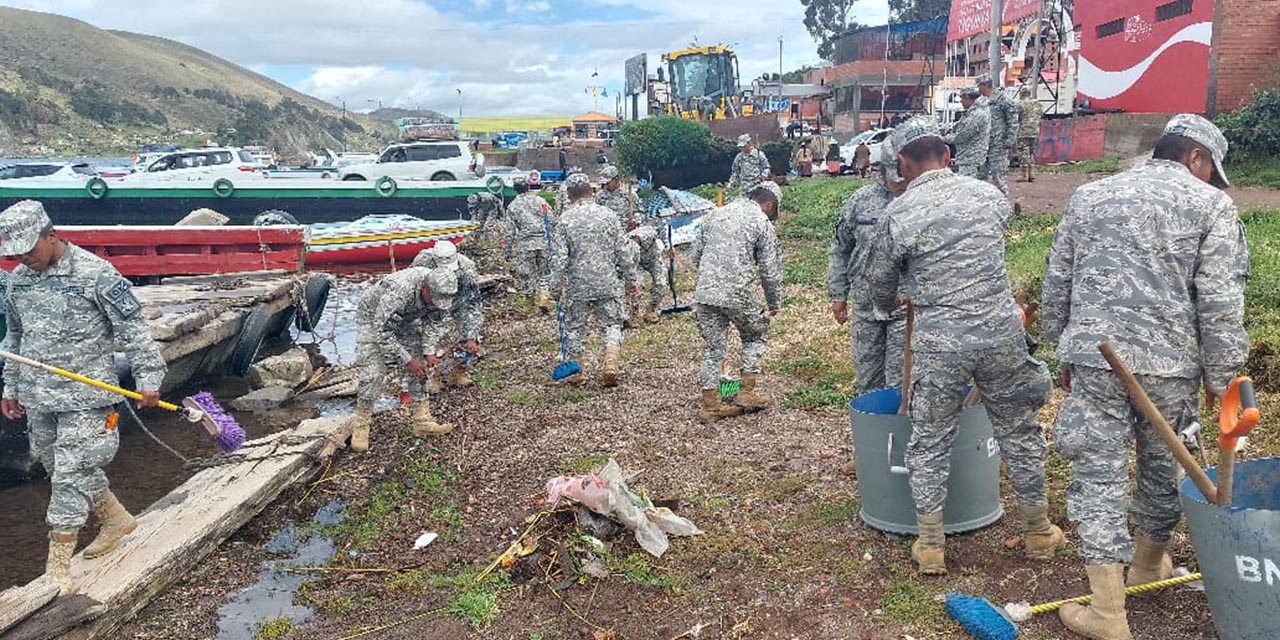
[479,459,702,589]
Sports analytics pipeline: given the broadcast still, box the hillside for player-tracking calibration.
[0,6,392,159]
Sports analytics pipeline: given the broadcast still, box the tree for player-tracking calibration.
[888,0,952,23]
[801,0,862,61]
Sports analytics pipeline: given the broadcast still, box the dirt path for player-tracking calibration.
[1012,171,1280,215]
[116,256,1222,640]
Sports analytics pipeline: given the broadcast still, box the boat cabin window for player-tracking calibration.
[0,164,60,179]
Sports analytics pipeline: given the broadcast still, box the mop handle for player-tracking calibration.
[1028,572,1203,614]
[666,223,679,306]
[0,349,180,413]
[543,211,569,363]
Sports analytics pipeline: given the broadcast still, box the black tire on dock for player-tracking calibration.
[253,210,299,226]
[295,274,332,332]
[230,306,272,377]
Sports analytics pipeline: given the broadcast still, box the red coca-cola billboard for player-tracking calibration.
[947,0,1041,41]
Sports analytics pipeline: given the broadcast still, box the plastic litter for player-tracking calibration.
[413,532,439,550]
[545,458,703,557]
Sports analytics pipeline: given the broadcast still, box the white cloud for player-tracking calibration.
[0,0,897,115]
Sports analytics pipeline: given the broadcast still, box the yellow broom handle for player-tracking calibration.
[0,349,179,412]
[1029,572,1203,614]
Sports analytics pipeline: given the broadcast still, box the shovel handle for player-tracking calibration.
[1097,342,1218,503]
[0,349,180,413]
[898,301,914,415]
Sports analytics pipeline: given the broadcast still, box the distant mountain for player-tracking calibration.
[0,6,394,158]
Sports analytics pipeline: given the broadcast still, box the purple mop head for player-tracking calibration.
[182,392,246,453]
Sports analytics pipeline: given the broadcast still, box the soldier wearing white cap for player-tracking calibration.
[1041,114,1247,639]
[0,200,167,594]
[729,134,771,196]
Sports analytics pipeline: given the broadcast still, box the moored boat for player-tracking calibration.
[306,214,475,267]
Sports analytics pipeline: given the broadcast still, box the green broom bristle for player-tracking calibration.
[719,380,740,397]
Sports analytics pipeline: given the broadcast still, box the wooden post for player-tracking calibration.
[387,238,397,272]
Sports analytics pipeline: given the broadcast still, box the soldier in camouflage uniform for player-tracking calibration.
[1041,114,1248,640]
[504,177,553,310]
[411,241,484,390]
[551,173,637,387]
[0,200,168,595]
[728,134,771,196]
[863,118,1059,576]
[692,182,783,423]
[352,265,458,451]
[945,87,990,178]
[463,191,507,272]
[977,74,1018,194]
[827,141,909,475]
[626,225,668,325]
[555,166,584,215]
[595,165,638,231]
[1016,87,1042,182]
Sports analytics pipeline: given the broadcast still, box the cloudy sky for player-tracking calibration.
[1,0,891,116]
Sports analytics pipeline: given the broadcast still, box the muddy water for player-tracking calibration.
[0,279,364,590]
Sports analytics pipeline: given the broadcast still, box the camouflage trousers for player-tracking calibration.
[28,406,118,530]
[957,162,985,179]
[1017,137,1037,171]
[514,248,551,299]
[696,304,769,389]
[984,145,1011,194]
[1053,365,1197,565]
[355,334,428,410]
[634,258,669,309]
[906,339,1051,514]
[564,295,624,361]
[850,311,907,396]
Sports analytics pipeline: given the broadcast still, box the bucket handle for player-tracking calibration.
[887,432,910,476]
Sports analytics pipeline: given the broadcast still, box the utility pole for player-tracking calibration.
[989,0,1004,86]
[335,96,347,152]
[778,35,784,98]
[1030,0,1045,99]
[457,88,463,123]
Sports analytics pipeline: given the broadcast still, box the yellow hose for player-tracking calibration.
[1029,573,1203,614]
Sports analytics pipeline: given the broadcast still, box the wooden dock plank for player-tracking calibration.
[0,416,354,640]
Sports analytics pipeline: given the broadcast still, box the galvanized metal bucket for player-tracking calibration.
[1180,456,1280,640]
[849,388,1003,534]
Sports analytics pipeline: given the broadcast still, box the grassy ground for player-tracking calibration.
[461,116,572,134]
[120,176,1277,640]
[1225,155,1280,189]
[1040,157,1122,175]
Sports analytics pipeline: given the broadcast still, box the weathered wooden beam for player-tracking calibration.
[0,416,354,640]
[0,578,58,635]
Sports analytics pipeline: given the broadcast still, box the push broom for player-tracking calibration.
[544,212,580,382]
[0,350,245,453]
[660,223,692,316]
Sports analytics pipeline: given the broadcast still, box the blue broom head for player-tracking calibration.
[552,360,581,382]
[945,593,1018,640]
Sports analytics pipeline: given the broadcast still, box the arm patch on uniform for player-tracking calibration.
[102,278,141,317]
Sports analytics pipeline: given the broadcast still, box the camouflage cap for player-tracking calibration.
[748,180,782,207]
[975,73,993,86]
[627,224,657,243]
[599,165,619,181]
[1163,113,1231,188]
[879,135,901,182]
[960,85,980,98]
[565,172,591,190]
[891,116,944,156]
[0,200,51,257]
[426,266,459,310]
[737,133,752,147]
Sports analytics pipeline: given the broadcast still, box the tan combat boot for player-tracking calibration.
[1059,564,1133,640]
[46,530,77,596]
[733,373,771,412]
[698,389,744,424]
[447,368,474,388]
[83,491,137,559]
[411,401,453,437]
[839,460,857,476]
[350,407,372,452]
[426,372,444,394]
[643,305,659,324]
[600,346,621,388]
[912,511,946,575]
[1126,535,1173,588]
[1019,503,1066,560]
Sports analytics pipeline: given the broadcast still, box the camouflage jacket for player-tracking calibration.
[827,181,896,313]
[551,200,635,301]
[507,192,551,252]
[1041,159,1249,391]
[1017,97,1042,139]
[947,102,991,167]
[2,243,167,411]
[988,91,1020,149]
[355,267,449,364]
[864,169,1022,352]
[470,192,504,231]
[628,225,663,269]
[692,198,782,312]
[595,186,638,230]
[729,149,771,194]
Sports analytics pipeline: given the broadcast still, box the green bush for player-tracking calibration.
[1216,89,1280,158]
[761,139,795,176]
[616,117,735,187]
